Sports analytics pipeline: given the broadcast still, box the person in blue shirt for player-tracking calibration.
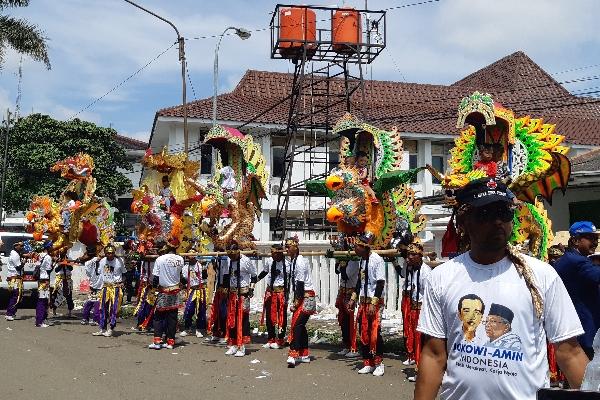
[554,221,600,360]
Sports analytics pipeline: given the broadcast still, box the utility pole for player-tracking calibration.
[0,110,12,226]
[123,0,188,153]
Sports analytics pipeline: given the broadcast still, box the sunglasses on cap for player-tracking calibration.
[471,204,515,223]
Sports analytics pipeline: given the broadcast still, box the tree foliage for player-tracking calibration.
[3,113,133,212]
[0,0,51,69]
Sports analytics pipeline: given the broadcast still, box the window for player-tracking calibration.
[431,155,445,184]
[200,145,212,175]
[272,147,285,178]
[569,200,600,227]
[409,154,418,183]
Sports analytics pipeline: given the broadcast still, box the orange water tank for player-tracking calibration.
[332,8,361,53]
[278,7,317,58]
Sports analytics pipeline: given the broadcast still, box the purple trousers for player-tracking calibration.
[82,300,100,323]
[99,287,121,330]
[183,288,207,331]
[6,286,20,317]
[136,301,153,328]
[35,298,48,326]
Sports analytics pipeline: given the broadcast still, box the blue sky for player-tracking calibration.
[0,0,598,143]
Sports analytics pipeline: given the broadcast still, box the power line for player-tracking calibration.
[68,42,177,120]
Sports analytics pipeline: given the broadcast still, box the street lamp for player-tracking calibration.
[213,27,251,126]
[123,0,189,153]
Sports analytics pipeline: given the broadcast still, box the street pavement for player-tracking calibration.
[0,308,417,400]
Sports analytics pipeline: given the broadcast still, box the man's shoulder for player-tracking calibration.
[370,252,384,264]
[428,253,467,281]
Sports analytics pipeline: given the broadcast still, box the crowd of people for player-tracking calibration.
[2,177,598,398]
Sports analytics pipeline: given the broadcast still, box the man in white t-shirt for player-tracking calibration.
[258,244,290,349]
[415,177,589,400]
[148,241,183,350]
[225,243,257,357]
[5,241,24,321]
[93,245,126,337]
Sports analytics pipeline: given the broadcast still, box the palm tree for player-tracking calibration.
[0,0,50,69]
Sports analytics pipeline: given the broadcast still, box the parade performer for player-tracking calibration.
[286,236,316,367]
[93,245,126,337]
[225,243,257,357]
[206,251,230,344]
[35,241,54,328]
[81,246,102,325]
[133,260,155,331]
[51,259,74,318]
[5,241,24,321]
[335,259,360,358]
[351,234,386,377]
[148,241,183,350]
[180,255,208,338]
[402,242,431,382]
[258,244,289,349]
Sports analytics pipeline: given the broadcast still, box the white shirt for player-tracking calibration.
[358,252,386,298]
[405,263,432,302]
[182,261,204,287]
[7,249,22,278]
[214,257,230,286]
[38,252,53,280]
[262,257,289,288]
[417,252,584,400]
[290,255,314,292]
[339,259,360,289]
[99,256,126,284]
[229,255,257,289]
[84,257,103,290]
[153,253,184,287]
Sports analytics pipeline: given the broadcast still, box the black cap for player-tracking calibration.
[488,303,514,324]
[456,178,514,207]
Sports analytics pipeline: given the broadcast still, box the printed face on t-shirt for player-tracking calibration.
[458,296,484,341]
[485,316,510,342]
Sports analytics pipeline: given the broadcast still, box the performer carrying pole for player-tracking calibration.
[258,244,289,349]
[205,248,230,344]
[351,234,386,377]
[335,259,360,358]
[81,246,102,326]
[286,236,316,368]
[148,241,184,350]
[180,255,208,338]
[224,243,257,357]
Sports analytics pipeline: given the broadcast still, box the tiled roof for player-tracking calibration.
[157,51,600,145]
[572,148,600,172]
[115,134,147,150]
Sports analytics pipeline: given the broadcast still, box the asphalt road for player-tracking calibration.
[0,308,417,400]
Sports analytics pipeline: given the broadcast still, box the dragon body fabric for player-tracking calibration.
[133,147,209,253]
[441,92,571,260]
[26,153,114,255]
[307,113,426,249]
[199,125,268,250]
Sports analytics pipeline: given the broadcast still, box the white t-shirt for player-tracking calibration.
[290,255,314,292]
[214,257,230,286]
[417,252,584,400]
[358,252,386,298]
[99,257,126,284]
[339,259,360,289]
[229,255,257,289]
[38,252,53,280]
[7,249,22,278]
[153,253,183,287]
[182,261,204,287]
[404,263,431,302]
[84,257,103,290]
[262,257,289,288]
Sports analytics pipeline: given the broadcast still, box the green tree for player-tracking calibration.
[4,113,133,212]
[0,0,50,69]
